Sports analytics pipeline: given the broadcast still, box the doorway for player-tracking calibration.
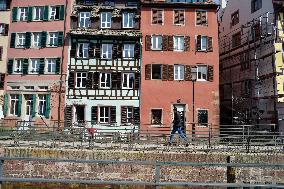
[173,104,186,131]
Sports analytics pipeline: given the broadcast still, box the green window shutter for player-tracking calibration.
[22,59,29,75]
[43,6,49,21]
[39,58,45,74]
[45,94,51,118]
[17,94,22,117]
[55,58,61,74]
[41,31,47,47]
[12,7,18,22]
[27,7,33,22]
[10,33,16,48]
[7,59,13,74]
[25,32,31,48]
[3,94,8,116]
[32,94,37,117]
[57,31,64,46]
[59,5,65,20]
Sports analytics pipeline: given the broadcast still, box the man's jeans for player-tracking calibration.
[169,126,189,144]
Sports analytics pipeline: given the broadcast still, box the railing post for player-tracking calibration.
[227,156,236,189]
[155,163,161,189]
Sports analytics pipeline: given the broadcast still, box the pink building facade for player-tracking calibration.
[3,0,70,127]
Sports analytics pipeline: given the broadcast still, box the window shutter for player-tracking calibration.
[43,6,49,21]
[12,7,18,22]
[55,58,61,74]
[184,36,190,51]
[184,65,192,81]
[57,32,64,47]
[117,43,122,58]
[65,105,73,127]
[4,24,9,36]
[145,64,151,80]
[32,94,37,117]
[7,59,13,74]
[110,106,116,123]
[3,94,8,116]
[207,37,213,52]
[111,72,118,89]
[27,7,33,22]
[71,16,78,29]
[112,43,118,59]
[201,11,207,26]
[59,5,65,20]
[168,65,174,81]
[22,59,29,75]
[6,0,11,9]
[93,72,100,89]
[133,107,140,124]
[152,10,158,24]
[196,35,201,51]
[162,35,168,51]
[196,11,201,25]
[121,106,127,124]
[18,94,22,117]
[86,72,93,89]
[39,58,45,74]
[180,11,185,25]
[41,31,47,48]
[0,74,4,89]
[162,64,168,81]
[145,35,152,51]
[134,42,140,59]
[89,42,95,58]
[68,72,75,88]
[25,32,31,48]
[45,94,51,118]
[10,33,16,48]
[95,42,100,58]
[134,72,140,90]
[91,106,98,124]
[207,65,214,82]
[167,36,174,51]
[70,42,77,58]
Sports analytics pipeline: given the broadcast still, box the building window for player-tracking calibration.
[10,94,19,116]
[32,33,41,48]
[123,44,135,59]
[232,32,241,48]
[122,73,134,89]
[49,6,60,20]
[79,12,91,28]
[14,59,22,73]
[25,95,32,117]
[174,65,184,80]
[76,72,87,88]
[123,12,134,28]
[99,107,110,123]
[101,12,112,28]
[173,10,185,25]
[174,36,185,51]
[19,7,28,21]
[251,0,262,13]
[0,24,5,34]
[38,95,46,116]
[151,35,162,50]
[17,33,26,47]
[77,43,89,58]
[152,9,163,25]
[201,36,207,51]
[30,59,40,74]
[48,32,58,46]
[33,7,44,21]
[152,64,162,80]
[231,10,239,26]
[197,66,208,81]
[0,0,6,10]
[252,23,261,41]
[103,0,115,6]
[46,58,56,73]
[100,73,111,89]
[126,107,133,123]
[101,44,112,59]
[198,109,208,125]
[151,109,162,124]
[196,10,207,26]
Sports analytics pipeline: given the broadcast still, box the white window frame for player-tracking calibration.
[48,32,58,47]
[173,9,185,26]
[14,59,22,73]
[29,59,40,74]
[123,44,135,59]
[76,72,87,88]
[77,43,89,58]
[151,8,164,25]
[10,94,19,116]
[200,35,207,51]
[38,95,46,116]
[195,9,208,26]
[101,12,112,28]
[33,6,44,21]
[197,65,208,81]
[79,12,91,28]
[151,35,162,50]
[100,73,111,89]
[99,106,110,123]
[17,33,26,47]
[122,73,134,89]
[173,36,185,51]
[32,32,41,48]
[174,65,184,81]
[123,12,134,28]
[18,7,28,21]
[101,44,112,59]
[46,58,56,73]
[49,6,60,20]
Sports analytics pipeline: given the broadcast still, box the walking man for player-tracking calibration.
[168,107,190,146]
